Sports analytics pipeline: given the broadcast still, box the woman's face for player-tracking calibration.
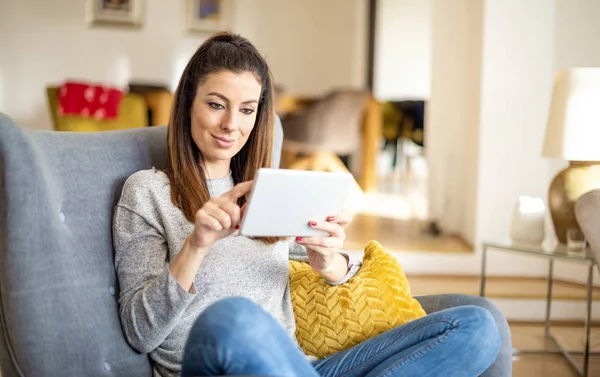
[190,70,262,173]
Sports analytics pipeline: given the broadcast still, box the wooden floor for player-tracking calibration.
[512,323,600,376]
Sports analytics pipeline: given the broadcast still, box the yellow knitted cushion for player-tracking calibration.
[289,240,427,359]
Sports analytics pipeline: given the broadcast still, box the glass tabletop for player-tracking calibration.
[483,240,597,263]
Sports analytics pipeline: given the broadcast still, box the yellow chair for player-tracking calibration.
[46,87,149,132]
[140,90,173,126]
[128,83,175,126]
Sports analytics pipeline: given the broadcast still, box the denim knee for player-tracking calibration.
[189,297,271,345]
[454,305,502,359]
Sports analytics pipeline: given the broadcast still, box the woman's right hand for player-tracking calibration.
[188,180,253,250]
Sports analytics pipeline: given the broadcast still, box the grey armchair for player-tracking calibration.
[576,189,600,264]
[0,113,511,376]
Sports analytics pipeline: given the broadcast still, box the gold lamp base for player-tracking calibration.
[548,161,600,243]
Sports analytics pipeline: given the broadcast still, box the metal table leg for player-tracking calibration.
[480,246,487,297]
[545,262,595,377]
[545,257,583,376]
[583,263,593,377]
[545,259,554,335]
[515,258,569,359]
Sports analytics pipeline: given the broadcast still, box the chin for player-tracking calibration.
[208,148,239,161]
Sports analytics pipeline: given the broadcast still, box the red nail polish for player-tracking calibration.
[296,237,303,241]
[309,221,317,227]
[235,225,239,230]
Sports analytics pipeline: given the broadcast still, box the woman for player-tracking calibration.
[113,32,501,377]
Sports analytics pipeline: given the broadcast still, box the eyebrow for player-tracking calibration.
[206,92,258,105]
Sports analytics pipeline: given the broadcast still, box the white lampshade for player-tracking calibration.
[542,68,600,161]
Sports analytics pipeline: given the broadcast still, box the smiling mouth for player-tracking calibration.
[212,135,236,143]
[212,134,237,148]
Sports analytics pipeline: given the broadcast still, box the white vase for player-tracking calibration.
[510,196,546,246]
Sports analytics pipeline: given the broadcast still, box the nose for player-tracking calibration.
[221,109,238,132]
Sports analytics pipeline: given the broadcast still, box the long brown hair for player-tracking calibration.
[165,32,280,243]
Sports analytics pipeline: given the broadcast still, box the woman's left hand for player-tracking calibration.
[295,213,353,275]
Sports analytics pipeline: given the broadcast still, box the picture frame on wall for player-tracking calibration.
[87,0,145,27]
[187,0,233,33]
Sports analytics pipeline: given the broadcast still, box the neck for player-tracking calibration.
[203,160,231,179]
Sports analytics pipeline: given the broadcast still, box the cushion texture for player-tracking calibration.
[290,240,427,359]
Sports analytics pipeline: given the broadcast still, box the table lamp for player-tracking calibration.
[542,68,600,244]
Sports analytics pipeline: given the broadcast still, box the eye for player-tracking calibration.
[240,108,255,115]
[208,102,225,110]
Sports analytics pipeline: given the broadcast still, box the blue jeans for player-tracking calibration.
[416,294,512,377]
[181,297,502,377]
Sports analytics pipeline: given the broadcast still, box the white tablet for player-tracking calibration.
[239,168,354,237]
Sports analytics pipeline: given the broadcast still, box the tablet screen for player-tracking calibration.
[239,168,354,237]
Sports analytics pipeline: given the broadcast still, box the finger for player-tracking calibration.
[197,211,223,232]
[223,181,253,201]
[327,213,353,228]
[304,245,330,255]
[219,201,241,228]
[296,236,343,249]
[308,220,345,239]
[203,203,233,229]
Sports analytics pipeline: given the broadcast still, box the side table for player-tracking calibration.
[480,241,598,377]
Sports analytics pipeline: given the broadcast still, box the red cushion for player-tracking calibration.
[58,81,124,120]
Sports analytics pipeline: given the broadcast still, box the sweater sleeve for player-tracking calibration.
[113,204,196,354]
[288,241,362,286]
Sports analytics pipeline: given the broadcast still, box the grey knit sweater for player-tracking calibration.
[112,168,360,377]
